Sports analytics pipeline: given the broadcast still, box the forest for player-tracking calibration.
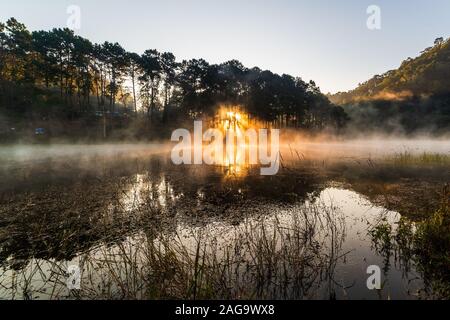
[0,18,348,141]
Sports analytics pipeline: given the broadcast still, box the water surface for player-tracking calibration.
[0,140,448,299]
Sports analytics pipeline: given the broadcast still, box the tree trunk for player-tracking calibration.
[131,66,137,115]
[162,85,169,123]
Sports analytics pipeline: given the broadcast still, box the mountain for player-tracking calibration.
[330,37,450,105]
[327,38,450,134]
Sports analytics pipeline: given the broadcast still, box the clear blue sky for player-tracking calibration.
[1,0,449,93]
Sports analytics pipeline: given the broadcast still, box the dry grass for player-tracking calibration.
[0,200,347,300]
[386,151,450,166]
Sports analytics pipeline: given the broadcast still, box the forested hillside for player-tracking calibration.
[330,37,450,104]
[330,38,450,134]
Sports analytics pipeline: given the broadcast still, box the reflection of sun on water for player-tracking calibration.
[121,173,147,211]
[215,107,254,176]
[121,174,178,211]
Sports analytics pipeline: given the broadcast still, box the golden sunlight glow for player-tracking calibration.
[213,106,254,176]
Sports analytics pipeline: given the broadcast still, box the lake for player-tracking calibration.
[0,139,449,300]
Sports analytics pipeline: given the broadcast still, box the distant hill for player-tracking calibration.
[330,37,450,105]
[328,38,450,134]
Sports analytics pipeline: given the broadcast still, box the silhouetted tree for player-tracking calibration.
[0,17,354,139]
[160,52,177,123]
[139,49,161,119]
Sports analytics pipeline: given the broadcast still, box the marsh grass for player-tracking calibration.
[0,200,347,300]
[386,151,450,166]
[369,188,450,299]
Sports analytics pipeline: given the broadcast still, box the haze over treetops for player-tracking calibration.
[330,37,450,105]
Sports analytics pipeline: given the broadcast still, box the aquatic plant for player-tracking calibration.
[368,187,450,299]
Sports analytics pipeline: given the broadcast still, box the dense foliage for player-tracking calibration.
[0,18,348,140]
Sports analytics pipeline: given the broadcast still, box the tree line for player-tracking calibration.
[0,18,348,137]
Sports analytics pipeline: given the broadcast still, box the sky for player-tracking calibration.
[1,0,449,93]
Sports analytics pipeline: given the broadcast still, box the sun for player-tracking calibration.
[213,106,252,174]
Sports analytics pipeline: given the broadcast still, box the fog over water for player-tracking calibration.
[0,138,449,165]
[0,137,448,299]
